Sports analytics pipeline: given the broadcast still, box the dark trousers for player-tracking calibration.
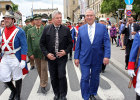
[116,35,120,46]
[125,39,133,68]
[69,48,72,58]
[48,58,67,97]
[111,37,117,44]
[102,63,106,71]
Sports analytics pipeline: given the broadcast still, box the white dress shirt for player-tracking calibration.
[88,22,95,44]
[126,23,135,40]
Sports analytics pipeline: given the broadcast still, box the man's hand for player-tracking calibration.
[126,22,129,27]
[56,50,66,58]
[47,53,56,60]
[103,58,109,65]
[131,31,136,35]
[74,59,79,67]
[30,55,34,60]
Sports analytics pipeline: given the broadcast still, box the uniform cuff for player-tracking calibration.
[21,55,26,61]
[128,62,135,70]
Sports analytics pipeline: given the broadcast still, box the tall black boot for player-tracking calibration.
[5,81,16,100]
[136,93,140,100]
[14,79,22,100]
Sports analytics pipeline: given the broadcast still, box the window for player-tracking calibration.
[99,4,100,11]
[97,5,98,12]
[73,0,75,5]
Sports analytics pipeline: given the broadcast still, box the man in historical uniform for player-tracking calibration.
[23,16,35,70]
[66,21,76,60]
[128,30,140,100]
[27,14,48,94]
[0,5,28,100]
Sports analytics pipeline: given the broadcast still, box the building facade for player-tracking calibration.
[0,0,22,25]
[0,0,13,15]
[33,8,58,19]
[64,0,79,22]
[64,0,115,23]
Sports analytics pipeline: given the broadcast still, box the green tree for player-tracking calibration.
[101,0,125,19]
[12,3,18,12]
[133,0,140,20]
[101,0,140,20]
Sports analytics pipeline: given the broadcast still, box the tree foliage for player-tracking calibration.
[101,0,140,20]
[133,0,140,20]
[12,3,18,12]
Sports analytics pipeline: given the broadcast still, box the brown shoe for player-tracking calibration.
[120,48,125,50]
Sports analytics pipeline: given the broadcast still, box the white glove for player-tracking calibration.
[128,70,136,77]
[19,60,26,69]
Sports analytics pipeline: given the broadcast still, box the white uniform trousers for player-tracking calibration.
[135,68,140,96]
[0,54,22,82]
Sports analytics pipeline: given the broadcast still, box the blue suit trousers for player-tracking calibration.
[80,64,101,100]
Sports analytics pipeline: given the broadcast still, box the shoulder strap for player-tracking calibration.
[2,28,19,51]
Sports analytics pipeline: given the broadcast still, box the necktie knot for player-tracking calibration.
[89,25,92,29]
[37,28,39,33]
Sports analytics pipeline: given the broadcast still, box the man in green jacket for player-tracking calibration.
[23,17,35,70]
[27,14,48,94]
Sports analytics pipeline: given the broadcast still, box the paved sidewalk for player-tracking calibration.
[109,44,129,77]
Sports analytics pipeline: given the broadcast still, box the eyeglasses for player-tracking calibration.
[85,15,94,17]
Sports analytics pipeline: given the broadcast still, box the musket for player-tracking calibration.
[128,47,140,88]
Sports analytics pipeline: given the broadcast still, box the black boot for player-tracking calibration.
[14,79,22,100]
[5,81,16,100]
[136,93,140,100]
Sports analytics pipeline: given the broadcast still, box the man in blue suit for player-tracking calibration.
[74,9,110,100]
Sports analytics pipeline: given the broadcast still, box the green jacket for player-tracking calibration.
[27,25,44,58]
[23,24,33,37]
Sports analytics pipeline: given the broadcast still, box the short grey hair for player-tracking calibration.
[52,10,62,18]
[85,8,95,16]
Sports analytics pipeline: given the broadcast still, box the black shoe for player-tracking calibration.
[59,96,67,100]
[41,87,47,94]
[54,95,59,100]
[5,81,16,100]
[9,91,16,100]
[102,70,105,73]
[30,66,35,70]
[90,95,96,100]
[136,93,140,100]
[125,66,128,70]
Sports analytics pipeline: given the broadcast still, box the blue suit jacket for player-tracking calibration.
[74,23,110,66]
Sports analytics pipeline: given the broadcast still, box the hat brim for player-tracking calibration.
[3,15,14,19]
[34,17,42,20]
